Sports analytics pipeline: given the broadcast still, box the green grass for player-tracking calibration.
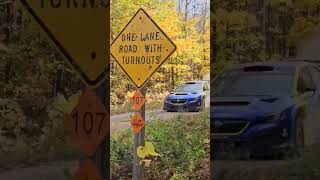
[0,109,210,180]
[111,110,210,179]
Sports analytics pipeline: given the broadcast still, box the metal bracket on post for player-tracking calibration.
[52,64,65,97]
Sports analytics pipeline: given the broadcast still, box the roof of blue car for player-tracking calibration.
[184,81,204,84]
[239,61,305,67]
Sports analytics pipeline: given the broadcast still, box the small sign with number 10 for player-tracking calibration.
[130,89,145,111]
[64,89,109,156]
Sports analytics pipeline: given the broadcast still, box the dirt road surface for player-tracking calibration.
[0,161,78,180]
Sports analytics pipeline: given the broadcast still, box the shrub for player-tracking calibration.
[111,110,210,179]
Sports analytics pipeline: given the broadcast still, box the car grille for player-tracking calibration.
[212,119,248,135]
[170,99,188,104]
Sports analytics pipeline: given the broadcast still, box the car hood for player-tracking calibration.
[167,91,201,99]
[211,95,294,121]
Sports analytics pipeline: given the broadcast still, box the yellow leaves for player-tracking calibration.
[156,13,181,38]
[137,141,160,159]
[110,0,209,93]
[214,9,257,27]
[145,141,160,156]
[137,146,148,159]
[137,141,160,167]
[125,91,135,100]
[268,0,293,6]
[51,93,80,114]
[139,159,152,167]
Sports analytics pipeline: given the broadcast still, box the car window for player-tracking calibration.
[214,72,293,96]
[308,65,320,86]
[297,66,315,94]
[175,83,202,92]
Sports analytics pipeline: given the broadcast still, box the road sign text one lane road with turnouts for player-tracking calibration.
[111,8,176,88]
[20,0,110,87]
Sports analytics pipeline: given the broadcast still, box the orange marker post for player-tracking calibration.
[130,89,145,111]
[72,160,102,180]
[130,112,145,134]
[64,89,109,157]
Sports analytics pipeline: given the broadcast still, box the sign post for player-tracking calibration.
[93,80,110,179]
[133,86,146,180]
[111,8,176,179]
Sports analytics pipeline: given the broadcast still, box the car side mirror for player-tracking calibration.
[305,88,316,94]
[303,88,316,97]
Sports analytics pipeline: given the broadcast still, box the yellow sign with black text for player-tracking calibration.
[111,8,176,88]
[20,0,110,87]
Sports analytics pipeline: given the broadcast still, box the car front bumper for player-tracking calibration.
[163,100,201,111]
[211,121,292,158]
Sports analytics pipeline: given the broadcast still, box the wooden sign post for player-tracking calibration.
[133,87,146,180]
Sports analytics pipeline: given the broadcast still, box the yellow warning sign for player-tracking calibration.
[111,8,176,88]
[20,0,110,87]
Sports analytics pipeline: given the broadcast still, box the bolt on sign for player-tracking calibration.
[20,0,110,87]
[64,89,109,156]
[72,160,102,180]
[110,8,177,88]
[130,112,145,134]
[130,89,145,111]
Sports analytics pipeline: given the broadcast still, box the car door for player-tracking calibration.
[297,66,316,106]
[308,65,320,105]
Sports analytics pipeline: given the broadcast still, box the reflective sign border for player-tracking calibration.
[110,8,177,88]
[20,0,110,87]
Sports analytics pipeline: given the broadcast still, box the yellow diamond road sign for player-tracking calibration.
[111,8,176,88]
[20,0,110,87]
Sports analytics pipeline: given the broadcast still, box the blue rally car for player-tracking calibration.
[163,81,209,112]
[211,61,320,159]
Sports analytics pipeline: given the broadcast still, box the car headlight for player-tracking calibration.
[164,97,169,103]
[264,113,280,122]
[264,111,288,122]
[191,96,200,102]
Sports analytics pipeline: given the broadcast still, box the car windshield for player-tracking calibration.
[214,72,294,97]
[174,83,202,92]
